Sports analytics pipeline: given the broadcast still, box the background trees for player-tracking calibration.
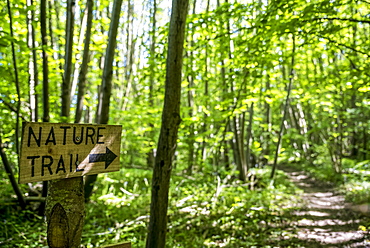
[0,0,369,246]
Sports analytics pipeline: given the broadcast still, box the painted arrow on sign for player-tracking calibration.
[89,147,118,169]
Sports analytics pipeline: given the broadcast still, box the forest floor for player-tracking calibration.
[277,165,370,248]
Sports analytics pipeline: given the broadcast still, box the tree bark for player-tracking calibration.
[27,0,39,122]
[263,77,271,161]
[245,103,254,171]
[41,0,50,123]
[61,0,75,120]
[6,0,21,155]
[146,0,189,246]
[185,0,197,174]
[84,0,123,201]
[45,178,85,248]
[146,0,157,168]
[97,0,123,125]
[75,0,94,123]
[70,3,89,102]
[38,0,50,217]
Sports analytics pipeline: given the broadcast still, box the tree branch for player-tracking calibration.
[0,98,27,122]
[356,0,370,5]
[319,36,370,56]
[313,17,370,24]
[0,134,27,209]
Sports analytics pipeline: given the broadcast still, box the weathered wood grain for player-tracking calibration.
[19,122,122,183]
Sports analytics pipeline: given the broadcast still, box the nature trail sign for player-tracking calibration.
[19,122,122,183]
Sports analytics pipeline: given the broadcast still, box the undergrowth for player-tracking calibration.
[0,166,316,247]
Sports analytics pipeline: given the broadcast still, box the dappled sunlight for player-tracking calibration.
[98,193,134,207]
[1,0,369,246]
[304,198,346,209]
[296,218,361,227]
[297,229,367,245]
[279,165,370,247]
[293,210,331,217]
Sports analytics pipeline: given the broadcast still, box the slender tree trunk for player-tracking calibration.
[38,0,50,217]
[146,0,189,246]
[75,0,94,123]
[185,0,197,175]
[186,75,195,174]
[27,0,39,122]
[296,103,310,156]
[61,0,75,120]
[123,0,135,92]
[233,115,247,181]
[41,0,50,123]
[84,0,124,201]
[97,0,123,125]
[263,77,271,162]
[146,0,157,168]
[0,135,26,209]
[245,103,254,170]
[6,0,21,155]
[363,123,367,160]
[349,11,358,159]
[50,0,63,67]
[200,0,209,169]
[224,2,248,179]
[270,34,296,180]
[287,102,302,153]
[70,4,89,102]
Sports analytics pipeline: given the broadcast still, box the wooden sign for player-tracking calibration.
[19,122,122,183]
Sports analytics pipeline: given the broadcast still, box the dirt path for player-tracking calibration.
[280,166,370,248]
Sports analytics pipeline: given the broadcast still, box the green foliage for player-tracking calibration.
[0,0,369,246]
[0,167,303,247]
[0,209,46,247]
[340,160,370,204]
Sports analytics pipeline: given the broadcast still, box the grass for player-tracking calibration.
[0,161,368,247]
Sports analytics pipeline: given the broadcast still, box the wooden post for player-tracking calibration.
[47,203,69,247]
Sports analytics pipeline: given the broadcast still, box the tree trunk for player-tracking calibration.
[363,123,368,160]
[6,0,21,155]
[38,0,50,217]
[45,178,85,248]
[185,0,197,174]
[263,77,271,163]
[41,0,50,123]
[146,0,157,168]
[245,103,254,170]
[84,0,123,201]
[232,114,247,181]
[146,0,189,246]
[270,34,295,180]
[27,0,39,122]
[61,0,75,120]
[70,3,89,102]
[75,0,94,123]
[97,0,123,125]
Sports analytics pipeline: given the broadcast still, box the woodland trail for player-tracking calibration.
[278,165,370,248]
